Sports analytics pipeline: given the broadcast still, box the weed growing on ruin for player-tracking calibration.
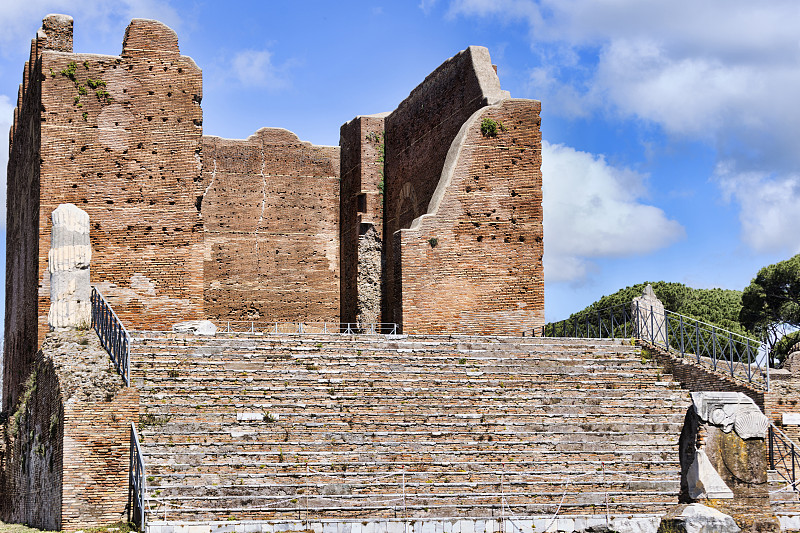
[458,358,467,365]
[480,118,506,137]
[428,237,438,248]
[61,61,78,80]
[82,112,88,121]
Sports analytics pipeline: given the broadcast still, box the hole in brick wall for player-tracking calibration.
[167,92,172,97]
[178,68,183,73]
[504,236,510,243]
[472,222,480,228]
[519,235,526,242]
[148,91,154,96]
[146,226,152,231]
[477,236,483,242]
[71,184,77,188]
[146,116,152,121]
[163,66,168,71]
[511,218,517,224]
[81,145,88,152]
[162,117,168,122]
[466,186,472,192]
[356,193,366,213]
[195,196,203,212]
[94,223,100,230]
[511,190,518,197]
[106,200,113,204]
[168,200,175,205]
[137,143,143,149]
[148,66,153,71]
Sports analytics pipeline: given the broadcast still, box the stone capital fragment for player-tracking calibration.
[691,391,768,439]
[657,504,740,533]
[48,203,91,331]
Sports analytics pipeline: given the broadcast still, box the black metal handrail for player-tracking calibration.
[128,422,147,530]
[539,302,769,390]
[91,286,131,385]
[769,424,800,497]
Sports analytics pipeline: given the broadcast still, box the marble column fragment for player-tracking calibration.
[48,203,92,330]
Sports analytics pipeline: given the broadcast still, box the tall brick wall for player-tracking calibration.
[201,129,340,323]
[397,100,544,334]
[37,19,205,333]
[339,114,386,326]
[4,17,205,413]
[382,46,543,333]
[3,20,53,413]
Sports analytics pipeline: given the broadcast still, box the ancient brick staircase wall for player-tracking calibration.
[0,330,138,531]
[339,114,386,325]
[382,46,543,334]
[201,129,340,323]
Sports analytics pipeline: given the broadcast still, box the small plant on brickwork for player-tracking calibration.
[83,60,90,69]
[82,112,88,121]
[458,358,466,365]
[480,117,506,137]
[61,61,78,80]
[428,237,438,248]
[263,411,279,423]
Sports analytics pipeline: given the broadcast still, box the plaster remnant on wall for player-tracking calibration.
[48,204,91,330]
[97,104,134,151]
[129,273,157,296]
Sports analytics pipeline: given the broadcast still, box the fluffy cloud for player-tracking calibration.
[543,141,684,282]
[449,0,800,253]
[0,94,13,229]
[231,49,291,90]
[716,165,800,254]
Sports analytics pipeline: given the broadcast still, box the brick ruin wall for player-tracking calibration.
[5,17,205,411]
[339,115,386,326]
[201,129,340,323]
[3,26,45,413]
[398,100,544,334]
[0,331,137,530]
[383,46,543,333]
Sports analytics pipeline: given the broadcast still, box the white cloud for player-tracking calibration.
[543,141,684,282]
[449,0,800,253]
[716,164,800,254]
[0,94,13,230]
[231,49,291,90]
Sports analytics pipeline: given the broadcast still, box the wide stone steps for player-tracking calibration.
[129,334,687,522]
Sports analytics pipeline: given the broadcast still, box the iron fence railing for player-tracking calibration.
[91,286,131,385]
[128,422,147,530]
[220,321,399,335]
[539,302,770,390]
[770,424,800,498]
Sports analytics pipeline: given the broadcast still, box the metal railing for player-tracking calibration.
[91,287,131,385]
[128,422,147,530]
[770,424,800,497]
[539,302,770,390]
[220,321,399,335]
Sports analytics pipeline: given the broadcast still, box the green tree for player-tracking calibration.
[739,253,800,363]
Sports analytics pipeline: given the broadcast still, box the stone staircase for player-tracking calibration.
[128,333,689,529]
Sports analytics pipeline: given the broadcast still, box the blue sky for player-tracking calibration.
[1,0,798,325]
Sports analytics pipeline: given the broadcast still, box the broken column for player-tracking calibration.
[675,391,779,533]
[632,284,666,344]
[47,203,91,330]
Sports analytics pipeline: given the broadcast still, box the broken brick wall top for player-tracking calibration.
[202,128,340,323]
[382,45,523,327]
